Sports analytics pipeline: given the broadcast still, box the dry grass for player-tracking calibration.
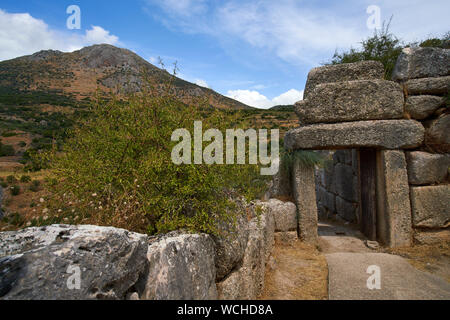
[258,237,328,300]
[385,241,450,282]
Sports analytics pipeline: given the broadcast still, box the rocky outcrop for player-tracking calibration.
[0,225,149,300]
[411,185,450,228]
[212,213,249,281]
[284,120,425,150]
[138,232,217,300]
[216,203,275,300]
[304,60,384,99]
[392,47,450,81]
[406,151,450,185]
[296,80,404,124]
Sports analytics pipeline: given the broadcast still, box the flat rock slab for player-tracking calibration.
[284,120,424,150]
[405,76,450,95]
[296,80,404,124]
[410,185,450,228]
[393,47,450,81]
[326,252,450,300]
[304,61,384,99]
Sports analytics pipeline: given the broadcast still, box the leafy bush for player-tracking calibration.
[29,180,41,192]
[6,175,17,184]
[329,22,402,79]
[20,175,32,183]
[10,185,20,196]
[0,143,15,156]
[42,79,268,235]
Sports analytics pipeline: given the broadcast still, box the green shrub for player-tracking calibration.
[0,143,15,156]
[0,181,7,188]
[10,185,21,196]
[29,180,41,192]
[6,175,17,184]
[19,141,27,147]
[20,175,32,183]
[329,22,402,79]
[42,80,267,235]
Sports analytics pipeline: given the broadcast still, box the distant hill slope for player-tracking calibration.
[0,44,251,110]
[270,105,294,111]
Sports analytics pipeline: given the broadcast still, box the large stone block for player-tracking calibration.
[265,199,297,232]
[425,114,450,153]
[217,209,274,300]
[405,76,450,95]
[284,120,425,150]
[393,47,450,81]
[376,150,412,247]
[405,95,446,120]
[296,80,404,124]
[304,60,384,99]
[0,225,149,300]
[212,213,249,281]
[406,151,450,185]
[291,159,318,243]
[411,185,450,228]
[140,232,217,300]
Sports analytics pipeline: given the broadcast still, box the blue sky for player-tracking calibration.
[0,0,449,108]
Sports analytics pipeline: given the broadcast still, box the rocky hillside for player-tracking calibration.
[0,44,251,110]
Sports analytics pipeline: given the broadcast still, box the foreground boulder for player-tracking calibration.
[425,114,450,153]
[284,120,425,150]
[138,232,217,300]
[0,225,148,300]
[411,185,450,228]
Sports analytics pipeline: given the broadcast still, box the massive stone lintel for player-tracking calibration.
[296,80,404,124]
[284,120,425,150]
[304,60,384,99]
[392,47,450,82]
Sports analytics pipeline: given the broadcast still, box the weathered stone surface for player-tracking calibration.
[425,114,450,153]
[265,164,291,199]
[140,232,217,300]
[334,150,353,165]
[0,225,148,300]
[335,196,357,223]
[296,80,404,124]
[405,76,450,95]
[335,163,358,202]
[393,47,450,81]
[265,199,297,232]
[212,213,249,281]
[406,151,450,185]
[411,185,450,228]
[274,231,298,244]
[405,95,446,120]
[284,120,425,150]
[319,187,336,213]
[217,208,274,300]
[291,159,318,243]
[413,229,450,245]
[376,150,412,247]
[304,60,384,99]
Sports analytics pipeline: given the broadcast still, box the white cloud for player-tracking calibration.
[0,9,120,61]
[227,88,303,109]
[146,0,450,67]
[195,79,210,88]
[272,89,303,106]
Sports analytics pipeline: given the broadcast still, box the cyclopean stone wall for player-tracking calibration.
[316,150,360,224]
[285,47,449,247]
[393,47,450,245]
[0,198,297,300]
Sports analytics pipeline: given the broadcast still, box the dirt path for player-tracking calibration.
[258,234,328,300]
